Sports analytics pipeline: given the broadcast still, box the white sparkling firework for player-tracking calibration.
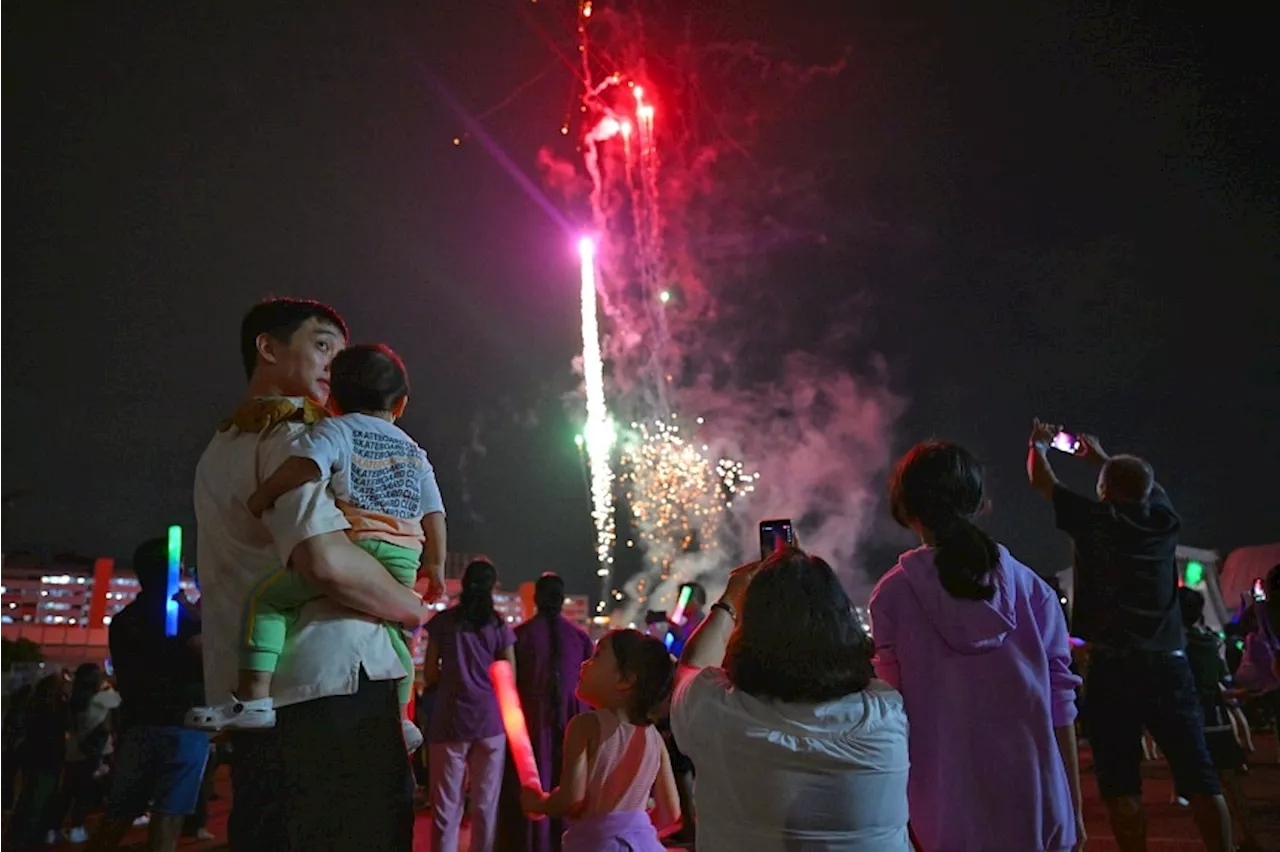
[577,237,617,612]
[573,2,758,622]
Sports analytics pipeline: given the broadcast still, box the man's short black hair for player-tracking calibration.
[132,537,169,593]
[330,344,410,414]
[239,298,348,379]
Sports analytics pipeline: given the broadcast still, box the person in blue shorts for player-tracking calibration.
[87,538,210,852]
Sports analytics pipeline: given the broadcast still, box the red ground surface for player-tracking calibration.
[25,733,1280,850]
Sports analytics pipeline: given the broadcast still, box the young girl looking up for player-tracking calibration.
[521,629,680,851]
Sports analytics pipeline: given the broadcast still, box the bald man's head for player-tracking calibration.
[1097,455,1155,504]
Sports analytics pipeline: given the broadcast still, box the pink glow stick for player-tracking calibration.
[489,660,541,790]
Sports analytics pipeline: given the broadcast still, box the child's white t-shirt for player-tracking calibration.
[291,412,445,552]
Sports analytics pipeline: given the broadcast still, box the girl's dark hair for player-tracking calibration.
[607,629,674,726]
[70,663,104,715]
[726,549,875,702]
[889,440,1000,601]
[535,573,567,737]
[459,558,501,630]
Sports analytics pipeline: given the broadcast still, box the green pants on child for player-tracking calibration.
[242,539,419,709]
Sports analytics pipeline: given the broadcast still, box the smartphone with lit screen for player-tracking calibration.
[1253,578,1266,601]
[1051,431,1081,454]
[759,519,794,560]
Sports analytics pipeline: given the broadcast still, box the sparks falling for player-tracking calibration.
[618,415,757,603]
[578,237,617,608]
[570,1,764,622]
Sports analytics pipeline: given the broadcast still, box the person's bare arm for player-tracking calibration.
[248,457,324,518]
[1055,723,1086,850]
[1027,419,1060,500]
[421,511,447,600]
[290,531,427,627]
[522,712,595,819]
[422,636,441,689]
[650,737,681,830]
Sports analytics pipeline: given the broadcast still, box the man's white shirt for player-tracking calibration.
[194,399,405,709]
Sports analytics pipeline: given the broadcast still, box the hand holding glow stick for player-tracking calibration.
[489,660,541,791]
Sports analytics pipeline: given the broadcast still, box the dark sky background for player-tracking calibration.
[4,1,1276,600]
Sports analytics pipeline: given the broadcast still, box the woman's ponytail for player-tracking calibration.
[889,440,1001,602]
[929,514,999,601]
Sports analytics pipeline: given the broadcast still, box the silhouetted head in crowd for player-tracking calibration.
[70,663,105,714]
[1096,455,1155,504]
[889,440,1000,602]
[131,536,169,596]
[725,548,874,703]
[1178,586,1206,629]
[459,557,501,630]
[534,572,566,616]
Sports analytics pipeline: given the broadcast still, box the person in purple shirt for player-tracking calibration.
[870,441,1085,852]
[498,572,594,852]
[424,558,517,852]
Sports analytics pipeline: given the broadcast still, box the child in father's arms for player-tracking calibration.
[187,343,446,751]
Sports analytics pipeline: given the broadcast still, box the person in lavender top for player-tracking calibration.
[424,558,517,852]
[869,441,1085,852]
[498,572,595,852]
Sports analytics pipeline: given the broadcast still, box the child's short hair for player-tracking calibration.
[607,628,675,726]
[330,344,410,414]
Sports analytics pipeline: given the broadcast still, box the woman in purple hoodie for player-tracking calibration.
[869,441,1084,852]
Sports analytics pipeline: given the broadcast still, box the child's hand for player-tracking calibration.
[246,490,271,519]
[424,565,446,603]
[520,786,547,819]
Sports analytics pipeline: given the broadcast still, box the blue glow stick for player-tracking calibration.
[165,525,181,637]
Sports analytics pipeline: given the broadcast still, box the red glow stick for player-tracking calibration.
[489,660,541,790]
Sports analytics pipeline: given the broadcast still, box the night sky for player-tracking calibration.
[5,2,1276,601]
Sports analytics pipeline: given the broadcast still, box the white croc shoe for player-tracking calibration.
[402,719,424,753]
[185,697,276,731]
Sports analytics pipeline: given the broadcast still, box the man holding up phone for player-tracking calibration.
[1027,419,1231,852]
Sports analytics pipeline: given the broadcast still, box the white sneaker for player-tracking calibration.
[185,696,276,731]
[67,825,89,843]
[402,718,424,753]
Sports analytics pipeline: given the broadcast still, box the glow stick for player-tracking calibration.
[670,586,693,626]
[165,525,181,637]
[489,660,540,790]
[1068,636,1085,648]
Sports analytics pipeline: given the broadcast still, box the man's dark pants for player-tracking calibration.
[228,671,414,851]
[1084,648,1222,799]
